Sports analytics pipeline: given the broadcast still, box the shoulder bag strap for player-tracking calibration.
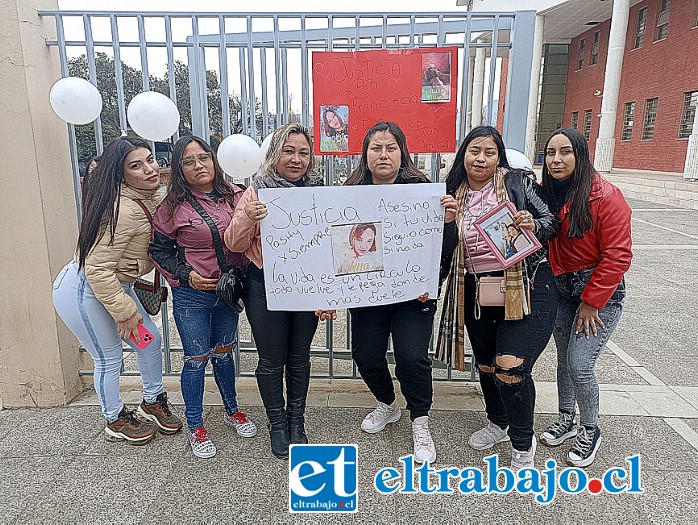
[185,195,229,274]
[132,198,161,290]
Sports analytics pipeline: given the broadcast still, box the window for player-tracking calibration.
[621,102,636,141]
[577,39,585,70]
[591,32,600,65]
[583,109,592,140]
[642,98,659,140]
[571,111,579,129]
[634,8,647,48]
[679,91,698,139]
[656,0,671,41]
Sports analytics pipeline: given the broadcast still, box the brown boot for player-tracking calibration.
[136,391,183,435]
[105,407,157,445]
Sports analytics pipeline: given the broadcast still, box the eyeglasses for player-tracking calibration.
[180,152,213,168]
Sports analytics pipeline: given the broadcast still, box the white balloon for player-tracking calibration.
[506,149,533,171]
[217,134,263,180]
[127,91,180,141]
[260,133,275,159]
[49,77,102,124]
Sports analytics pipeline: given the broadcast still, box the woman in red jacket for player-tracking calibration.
[539,128,632,468]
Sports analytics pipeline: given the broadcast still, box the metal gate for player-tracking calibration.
[39,9,536,381]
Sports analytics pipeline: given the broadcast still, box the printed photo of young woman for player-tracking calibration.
[320,105,349,153]
[332,222,384,275]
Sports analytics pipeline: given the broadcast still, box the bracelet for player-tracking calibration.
[188,274,194,287]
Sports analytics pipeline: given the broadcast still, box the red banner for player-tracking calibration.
[312,47,458,155]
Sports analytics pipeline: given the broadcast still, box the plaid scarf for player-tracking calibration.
[435,183,468,371]
[436,168,529,371]
[251,171,324,189]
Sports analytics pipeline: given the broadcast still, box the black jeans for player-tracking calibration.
[245,265,319,379]
[464,262,557,451]
[350,299,437,421]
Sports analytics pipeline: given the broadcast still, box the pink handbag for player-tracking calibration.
[476,276,506,307]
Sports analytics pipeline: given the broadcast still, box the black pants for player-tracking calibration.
[464,262,557,450]
[350,299,436,421]
[245,265,319,378]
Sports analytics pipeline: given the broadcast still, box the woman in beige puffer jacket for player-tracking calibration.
[53,137,181,445]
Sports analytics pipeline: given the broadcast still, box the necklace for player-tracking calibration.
[461,180,494,230]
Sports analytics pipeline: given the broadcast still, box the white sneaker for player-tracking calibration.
[511,437,537,473]
[224,411,258,438]
[189,427,216,459]
[361,400,401,433]
[412,416,436,464]
[468,421,510,450]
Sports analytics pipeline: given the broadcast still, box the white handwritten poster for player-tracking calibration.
[258,184,446,311]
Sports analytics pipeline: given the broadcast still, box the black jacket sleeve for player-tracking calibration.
[438,221,459,285]
[148,231,192,286]
[506,170,560,245]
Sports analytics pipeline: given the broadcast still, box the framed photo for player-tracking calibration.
[473,201,541,268]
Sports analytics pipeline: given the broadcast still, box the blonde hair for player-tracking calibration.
[259,123,316,178]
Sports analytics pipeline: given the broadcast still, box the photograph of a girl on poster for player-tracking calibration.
[320,105,349,153]
[421,51,451,102]
[332,222,384,276]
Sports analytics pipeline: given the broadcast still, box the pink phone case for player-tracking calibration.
[129,323,155,349]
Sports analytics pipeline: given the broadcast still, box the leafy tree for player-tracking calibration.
[67,53,275,169]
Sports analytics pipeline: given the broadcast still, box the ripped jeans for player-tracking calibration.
[172,285,240,430]
[553,269,626,429]
[464,262,557,451]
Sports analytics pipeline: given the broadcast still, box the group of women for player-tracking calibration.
[53,118,631,469]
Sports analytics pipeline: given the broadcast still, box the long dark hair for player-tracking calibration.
[77,137,150,268]
[445,125,510,195]
[345,121,429,185]
[322,106,346,137]
[541,128,594,238]
[163,135,239,218]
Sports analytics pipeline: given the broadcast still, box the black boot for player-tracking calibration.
[286,364,311,445]
[256,368,290,459]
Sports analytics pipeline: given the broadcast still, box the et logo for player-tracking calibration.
[289,444,358,513]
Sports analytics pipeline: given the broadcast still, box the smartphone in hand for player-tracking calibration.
[129,323,155,349]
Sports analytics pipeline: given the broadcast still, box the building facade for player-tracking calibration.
[565,0,698,172]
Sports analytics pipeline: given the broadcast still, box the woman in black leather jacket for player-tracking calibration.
[440,126,559,472]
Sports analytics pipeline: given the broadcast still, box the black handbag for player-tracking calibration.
[186,195,246,313]
[133,199,168,315]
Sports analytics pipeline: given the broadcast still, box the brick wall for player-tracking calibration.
[564,19,611,161]
[564,0,698,173]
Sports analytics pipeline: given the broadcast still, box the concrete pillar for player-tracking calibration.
[594,0,631,172]
[683,105,698,181]
[465,56,475,132]
[525,15,545,162]
[0,0,87,407]
[472,42,486,127]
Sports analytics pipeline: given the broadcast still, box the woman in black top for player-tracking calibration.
[344,121,459,464]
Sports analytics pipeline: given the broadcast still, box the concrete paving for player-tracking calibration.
[1,190,697,523]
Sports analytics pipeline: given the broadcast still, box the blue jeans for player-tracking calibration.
[172,285,240,430]
[52,262,164,422]
[553,268,626,429]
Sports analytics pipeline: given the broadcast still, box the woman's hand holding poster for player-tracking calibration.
[258,184,446,310]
